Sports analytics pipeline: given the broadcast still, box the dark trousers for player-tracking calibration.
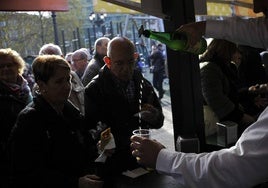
[153,72,164,98]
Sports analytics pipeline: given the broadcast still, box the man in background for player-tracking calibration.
[84,37,164,187]
[72,49,89,79]
[149,44,166,99]
[82,37,110,86]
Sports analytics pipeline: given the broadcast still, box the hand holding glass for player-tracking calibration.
[132,129,151,161]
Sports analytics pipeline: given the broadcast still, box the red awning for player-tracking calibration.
[0,0,68,11]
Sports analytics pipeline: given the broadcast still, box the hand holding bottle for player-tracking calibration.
[176,21,206,51]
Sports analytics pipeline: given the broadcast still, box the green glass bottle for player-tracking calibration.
[138,25,207,55]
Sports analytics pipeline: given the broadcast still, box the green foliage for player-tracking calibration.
[57,0,88,44]
[0,12,53,57]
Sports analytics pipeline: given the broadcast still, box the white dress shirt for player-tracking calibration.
[206,16,268,49]
[155,16,268,188]
[157,107,268,188]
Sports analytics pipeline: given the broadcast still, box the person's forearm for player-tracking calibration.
[155,148,244,188]
[155,110,268,188]
[205,17,268,49]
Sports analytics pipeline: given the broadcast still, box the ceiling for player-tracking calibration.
[101,0,261,18]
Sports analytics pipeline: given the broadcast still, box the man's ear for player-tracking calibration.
[103,56,111,68]
[134,52,139,60]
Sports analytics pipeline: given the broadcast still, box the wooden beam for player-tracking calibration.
[207,0,253,9]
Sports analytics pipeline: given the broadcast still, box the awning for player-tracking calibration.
[0,0,68,11]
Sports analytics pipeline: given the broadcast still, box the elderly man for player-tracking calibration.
[84,37,164,186]
[82,37,110,86]
[72,49,89,79]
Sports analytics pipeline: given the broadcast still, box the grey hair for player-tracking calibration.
[39,43,63,56]
[72,49,88,60]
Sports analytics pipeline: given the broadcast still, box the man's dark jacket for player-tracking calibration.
[84,65,164,177]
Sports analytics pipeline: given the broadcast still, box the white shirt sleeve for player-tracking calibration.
[205,17,268,49]
[156,107,268,188]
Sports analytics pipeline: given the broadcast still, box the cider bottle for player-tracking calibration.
[138,25,207,55]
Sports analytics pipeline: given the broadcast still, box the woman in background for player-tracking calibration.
[0,48,32,188]
[199,39,255,136]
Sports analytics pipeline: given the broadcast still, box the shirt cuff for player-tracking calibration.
[156,148,178,173]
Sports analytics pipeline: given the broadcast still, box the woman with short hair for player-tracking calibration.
[9,55,103,188]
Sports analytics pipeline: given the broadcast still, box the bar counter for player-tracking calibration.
[113,170,182,188]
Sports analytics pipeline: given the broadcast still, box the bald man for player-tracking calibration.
[84,37,164,186]
[82,37,110,86]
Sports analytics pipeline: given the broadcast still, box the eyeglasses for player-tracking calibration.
[0,63,16,69]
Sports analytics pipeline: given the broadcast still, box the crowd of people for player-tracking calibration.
[0,36,164,188]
